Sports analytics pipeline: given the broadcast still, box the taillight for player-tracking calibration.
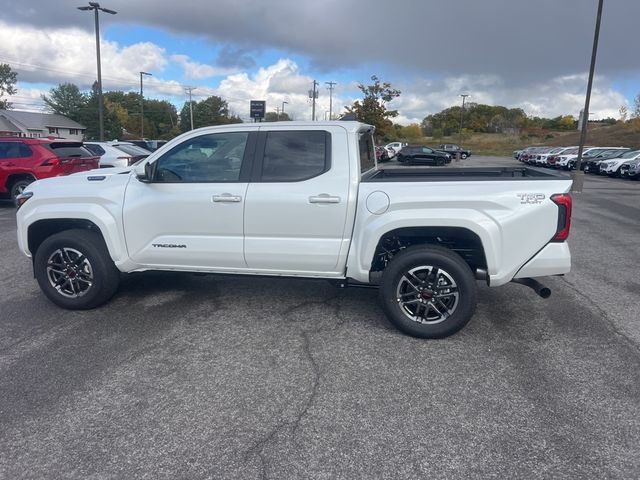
[551,193,572,241]
[41,157,60,166]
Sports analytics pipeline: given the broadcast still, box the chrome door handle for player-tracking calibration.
[212,194,242,203]
[309,194,341,204]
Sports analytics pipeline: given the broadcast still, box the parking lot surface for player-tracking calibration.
[1,157,639,479]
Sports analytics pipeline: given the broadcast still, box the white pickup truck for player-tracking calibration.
[15,122,573,338]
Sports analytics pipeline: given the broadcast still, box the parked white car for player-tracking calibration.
[599,150,640,176]
[384,142,407,158]
[83,141,151,168]
[555,147,603,170]
[533,147,571,166]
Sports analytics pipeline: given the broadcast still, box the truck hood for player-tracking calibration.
[71,167,133,176]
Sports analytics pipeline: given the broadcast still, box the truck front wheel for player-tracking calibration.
[34,229,120,310]
[379,245,477,338]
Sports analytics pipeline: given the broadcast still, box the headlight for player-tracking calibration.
[16,191,33,209]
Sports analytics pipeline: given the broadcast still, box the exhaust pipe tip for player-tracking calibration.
[511,278,552,299]
[538,287,551,299]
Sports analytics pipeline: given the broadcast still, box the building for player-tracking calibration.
[0,110,86,141]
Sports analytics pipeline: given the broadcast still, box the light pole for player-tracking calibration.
[139,71,152,139]
[77,2,117,141]
[572,0,604,193]
[325,81,336,120]
[282,101,288,117]
[185,86,197,130]
[459,94,470,134]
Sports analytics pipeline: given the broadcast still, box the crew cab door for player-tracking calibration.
[123,130,255,269]
[243,127,351,273]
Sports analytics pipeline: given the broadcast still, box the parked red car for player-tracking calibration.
[0,138,99,203]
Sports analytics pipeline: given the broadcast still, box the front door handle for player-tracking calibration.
[309,194,341,204]
[212,193,242,203]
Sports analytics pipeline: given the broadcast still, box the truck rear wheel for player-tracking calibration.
[461,153,468,159]
[379,245,477,338]
[34,229,120,310]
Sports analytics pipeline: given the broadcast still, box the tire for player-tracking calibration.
[34,229,120,309]
[436,159,445,166]
[379,245,478,339]
[461,153,468,159]
[10,179,34,205]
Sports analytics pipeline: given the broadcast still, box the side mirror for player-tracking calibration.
[135,161,154,183]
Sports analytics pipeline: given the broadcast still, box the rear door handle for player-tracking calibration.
[212,194,242,203]
[309,194,341,204]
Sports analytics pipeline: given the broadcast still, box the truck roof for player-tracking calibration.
[191,121,372,133]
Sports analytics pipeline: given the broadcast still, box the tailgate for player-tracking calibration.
[44,142,100,173]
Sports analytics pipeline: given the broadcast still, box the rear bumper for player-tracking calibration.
[513,242,571,279]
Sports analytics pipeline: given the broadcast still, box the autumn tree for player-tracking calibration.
[0,63,18,109]
[346,75,400,139]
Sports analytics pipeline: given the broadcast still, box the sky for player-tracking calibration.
[0,0,638,125]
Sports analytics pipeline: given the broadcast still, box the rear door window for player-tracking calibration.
[260,131,330,181]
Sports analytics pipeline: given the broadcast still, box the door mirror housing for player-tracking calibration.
[135,161,154,183]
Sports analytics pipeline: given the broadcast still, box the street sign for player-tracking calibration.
[250,100,266,119]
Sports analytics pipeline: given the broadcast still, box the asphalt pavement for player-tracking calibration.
[1,157,639,479]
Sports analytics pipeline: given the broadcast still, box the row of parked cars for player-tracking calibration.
[0,136,162,203]
[513,145,640,179]
[375,142,472,166]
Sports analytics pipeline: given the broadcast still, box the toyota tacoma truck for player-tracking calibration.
[15,122,572,339]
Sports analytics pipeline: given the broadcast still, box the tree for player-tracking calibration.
[619,105,628,122]
[79,82,123,140]
[42,83,88,121]
[634,93,640,118]
[264,112,291,122]
[179,96,242,132]
[399,123,421,139]
[0,63,18,109]
[346,75,400,139]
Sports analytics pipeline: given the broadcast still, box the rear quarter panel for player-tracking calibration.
[347,178,572,285]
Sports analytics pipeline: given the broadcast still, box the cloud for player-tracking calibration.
[216,46,256,70]
[170,54,238,80]
[0,20,167,92]
[3,0,639,85]
[390,73,628,124]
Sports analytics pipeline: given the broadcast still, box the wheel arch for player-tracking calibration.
[6,173,36,191]
[28,219,106,261]
[363,226,489,284]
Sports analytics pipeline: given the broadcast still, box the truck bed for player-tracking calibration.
[362,166,568,182]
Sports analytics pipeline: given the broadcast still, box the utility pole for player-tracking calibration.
[325,81,336,120]
[77,2,117,141]
[185,86,196,130]
[310,80,319,121]
[459,94,470,134]
[139,71,152,138]
[572,0,604,193]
